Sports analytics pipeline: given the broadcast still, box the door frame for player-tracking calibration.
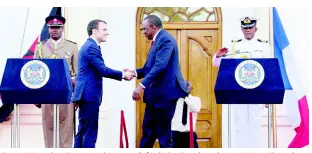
[135,7,223,148]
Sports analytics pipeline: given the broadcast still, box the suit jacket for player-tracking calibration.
[137,30,188,107]
[0,96,13,123]
[72,38,123,104]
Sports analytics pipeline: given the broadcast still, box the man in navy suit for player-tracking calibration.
[72,19,135,148]
[129,15,189,148]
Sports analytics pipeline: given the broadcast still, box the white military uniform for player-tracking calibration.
[213,36,271,148]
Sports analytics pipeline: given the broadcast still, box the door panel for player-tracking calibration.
[180,30,220,148]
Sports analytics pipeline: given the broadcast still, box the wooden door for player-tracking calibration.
[136,29,221,148]
[180,30,221,147]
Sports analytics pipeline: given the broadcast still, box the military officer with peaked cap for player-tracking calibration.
[34,15,78,148]
[212,16,271,148]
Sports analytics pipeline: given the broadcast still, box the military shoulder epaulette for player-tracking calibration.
[37,39,48,45]
[231,39,242,43]
[65,39,77,44]
[257,39,268,43]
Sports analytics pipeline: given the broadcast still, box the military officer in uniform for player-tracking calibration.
[34,15,78,148]
[212,16,270,148]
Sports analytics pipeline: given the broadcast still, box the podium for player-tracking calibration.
[214,58,285,104]
[0,58,73,148]
[214,58,286,147]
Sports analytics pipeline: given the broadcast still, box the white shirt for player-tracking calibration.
[153,28,162,41]
[212,37,271,67]
[171,94,201,132]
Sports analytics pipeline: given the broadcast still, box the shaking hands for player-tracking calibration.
[121,68,144,101]
[123,68,136,81]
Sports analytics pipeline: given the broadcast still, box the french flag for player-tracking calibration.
[273,7,309,148]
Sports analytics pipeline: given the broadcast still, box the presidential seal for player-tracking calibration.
[20,60,50,89]
[235,60,265,89]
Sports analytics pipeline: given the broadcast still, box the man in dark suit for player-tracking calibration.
[72,19,134,148]
[129,15,189,148]
[0,94,13,123]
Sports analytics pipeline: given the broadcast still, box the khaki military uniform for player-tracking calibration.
[213,37,271,148]
[34,38,78,148]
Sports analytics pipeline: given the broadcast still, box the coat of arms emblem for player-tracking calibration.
[235,60,265,89]
[20,60,50,89]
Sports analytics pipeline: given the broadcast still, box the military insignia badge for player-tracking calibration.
[20,60,50,89]
[241,54,249,58]
[243,17,251,24]
[65,52,71,59]
[235,60,265,89]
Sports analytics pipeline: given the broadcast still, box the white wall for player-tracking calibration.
[0,7,309,148]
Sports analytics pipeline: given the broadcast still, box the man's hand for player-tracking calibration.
[132,85,144,101]
[186,80,193,93]
[123,68,136,81]
[216,48,229,57]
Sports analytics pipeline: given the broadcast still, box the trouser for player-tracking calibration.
[139,99,177,148]
[74,102,100,148]
[172,131,199,148]
[41,103,74,148]
[233,104,263,148]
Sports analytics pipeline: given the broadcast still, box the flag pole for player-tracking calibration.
[15,7,30,148]
[64,7,68,39]
[269,7,278,148]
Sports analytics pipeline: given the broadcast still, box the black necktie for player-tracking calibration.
[98,46,101,50]
[182,101,188,125]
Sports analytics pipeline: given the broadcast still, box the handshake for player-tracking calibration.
[122,68,137,81]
